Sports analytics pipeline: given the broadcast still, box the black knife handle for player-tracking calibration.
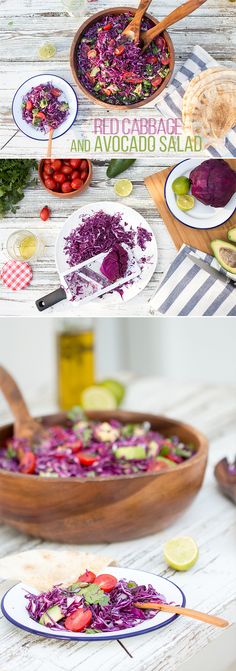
[35,287,66,311]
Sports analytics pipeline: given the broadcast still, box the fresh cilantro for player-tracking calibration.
[121,424,135,438]
[6,446,17,459]
[79,584,110,606]
[127,581,137,589]
[0,160,37,217]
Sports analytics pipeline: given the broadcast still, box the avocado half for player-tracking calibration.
[211,239,236,275]
[228,227,236,244]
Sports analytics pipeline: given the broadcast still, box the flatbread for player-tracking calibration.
[0,549,116,591]
[182,67,236,145]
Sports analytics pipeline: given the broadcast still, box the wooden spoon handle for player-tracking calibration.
[134,602,229,628]
[129,0,153,26]
[47,128,53,159]
[0,366,33,430]
[142,0,207,48]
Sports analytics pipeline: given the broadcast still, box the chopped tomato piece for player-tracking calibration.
[76,452,98,466]
[152,75,163,87]
[35,111,46,120]
[94,574,118,593]
[161,55,170,65]
[103,88,112,96]
[114,45,125,56]
[51,88,61,97]
[88,49,97,59]
[146,55,158,64]
[26,100,33,111]
[64,608,92,632]
[78,570,96,583]
[70,440,83,453]
[19,452,36,474]
[122,72,143,84]
[166,453,182,464]
[103,23,112,30]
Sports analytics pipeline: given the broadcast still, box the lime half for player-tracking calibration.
[38,43,57,60]
[114,179,133,197]
[100,379,125,406]
[172,176,191,196]
[164,536,199,571]
[81,385,117,411]
[176,194,195,212]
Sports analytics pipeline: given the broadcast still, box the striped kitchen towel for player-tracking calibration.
[150,245,236,316]
[156,45,236,158]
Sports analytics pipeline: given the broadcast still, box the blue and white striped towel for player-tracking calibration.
[150,245,236,316]
[156,45,236,158]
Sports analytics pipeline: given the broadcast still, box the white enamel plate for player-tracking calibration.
[165,159,236,230]
[2,567,185,641]
[12,74,78,140]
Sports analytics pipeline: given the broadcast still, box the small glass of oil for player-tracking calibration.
[6,230,45,261]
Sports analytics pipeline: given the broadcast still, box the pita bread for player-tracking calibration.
[182,67,236,145]
[0,549,116,591]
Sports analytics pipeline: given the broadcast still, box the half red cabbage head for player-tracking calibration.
[190,159,236,207]
[100,244,128,282]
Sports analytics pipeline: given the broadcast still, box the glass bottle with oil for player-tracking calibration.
[57,320,95,411]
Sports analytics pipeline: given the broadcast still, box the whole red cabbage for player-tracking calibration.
[190,159,236,207]
[100,244,128,282]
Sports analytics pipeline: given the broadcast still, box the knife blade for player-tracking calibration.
[187,253,236,287]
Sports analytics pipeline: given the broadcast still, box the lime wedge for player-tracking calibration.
[81,386,117,411]
[114,179,133,197]
[100,379,125,406]
[38,43,57,60]
[164,536,199,571]
[176,195,195,212]
[172,176,191,196]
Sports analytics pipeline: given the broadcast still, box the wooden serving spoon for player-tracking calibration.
[121,0,153,44]
[47,127,53,159]
[141,0,207,51]
[134,601,229,628]
[0,366,46,443]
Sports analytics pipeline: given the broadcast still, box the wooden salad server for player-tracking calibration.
[47,127,53,159]
[141,0,207,51]
[0,366,46,443]
[134,601,229,628]
[121,0,153,44]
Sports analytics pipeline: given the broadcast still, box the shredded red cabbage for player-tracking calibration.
[25,578,167,632]
[22,82,69,133]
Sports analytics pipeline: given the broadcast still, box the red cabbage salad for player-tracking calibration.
[76,13,170,105]
[63,210,152,267]
[25,570,168,633]
[22,82,69,133]
[0,413,196,478]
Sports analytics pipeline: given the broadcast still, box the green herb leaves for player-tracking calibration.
[0,160,37,217]
[68,582,109,606]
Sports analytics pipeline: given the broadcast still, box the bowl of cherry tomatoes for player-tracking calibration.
[39,158,92,198]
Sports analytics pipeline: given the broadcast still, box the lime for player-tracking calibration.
[100,379,125,406]
[176,194,195,212]
[172,176,191,196]
[38,43,57,60]
[114,179,133,197]
[81,385,117,411]
[164,536,199,571]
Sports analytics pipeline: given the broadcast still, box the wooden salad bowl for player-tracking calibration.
[70,7,175,110]
[0,410,208,543]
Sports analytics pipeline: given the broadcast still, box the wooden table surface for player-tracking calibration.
[0,157,179,317]
[0,376,236,671]
[0,0,235,158]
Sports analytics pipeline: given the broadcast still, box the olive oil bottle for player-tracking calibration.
[57,321,95,410]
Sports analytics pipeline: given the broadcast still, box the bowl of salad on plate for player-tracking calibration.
[70,7,174,109]
[0,409,208,543]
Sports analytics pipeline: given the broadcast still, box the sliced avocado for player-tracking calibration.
[211,240,236,275]
[39,604,63,626]
[156,456,177,468]
[228,228,236,244]
[115,445,146,460]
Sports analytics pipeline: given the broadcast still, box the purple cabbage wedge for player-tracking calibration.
[100,244,128,282]
[190,159,236,208]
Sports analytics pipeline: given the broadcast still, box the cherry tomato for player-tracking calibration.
[35,111,46,120]
[70,159,82,168]
[77,452,98,466]
[40,206,51,221]
[62,164,73,175]
[71,178,83,190]
[152,75,163,87]
[80,160,88,171]
[51,87,61,97]
[43,164,54,176]
[71,170,80,180]
[52,159,62,171]
[64,608,92,632]
[150,461,168,473]
[54,172,66,184]
[44,177,57,191]
[161,55,170,65]
[19,451,36,474]
[44,159,51,164]
[80,171,88,182]
[63,160,71,166]
[70,440,83,453]
[78,570,96,583]
[26,100,33,111]
[122,72,143,84]
[146,55,158,64]
[94,574,118,593]
[103,23,112,30]
[114,45,125,56]
[166,453,182,464]
[61,181,73,193]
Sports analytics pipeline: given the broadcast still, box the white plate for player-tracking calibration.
[12,74,78,140]
[55,202,157,305]
[165,159,236,230]
[1,567,185,641]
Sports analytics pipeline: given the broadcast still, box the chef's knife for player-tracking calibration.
[187,253,236,287]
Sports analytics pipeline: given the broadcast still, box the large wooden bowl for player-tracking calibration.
[0,410,208,543]
[70,7,175,110]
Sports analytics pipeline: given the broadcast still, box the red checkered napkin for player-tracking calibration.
[1,260,32,290]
